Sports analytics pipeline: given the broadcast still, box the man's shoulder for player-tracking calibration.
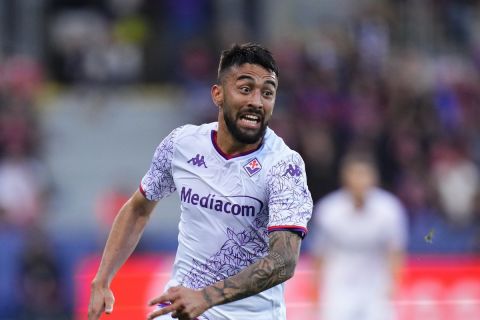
[371,188,402,205]
[371,188,406,215]
[171,122,217,142]
[262,128,301,160]
[313,190,346,223]
[318,190,346,206]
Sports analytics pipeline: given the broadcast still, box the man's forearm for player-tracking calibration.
[93,190,155,287]
[201,231,301,307]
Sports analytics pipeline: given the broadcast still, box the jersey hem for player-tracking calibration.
[139,184,147,198]
[268,225,308,238]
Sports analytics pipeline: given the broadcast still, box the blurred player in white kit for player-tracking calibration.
[311,152,408,320]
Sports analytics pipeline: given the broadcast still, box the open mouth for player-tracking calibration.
[238,113,262,129]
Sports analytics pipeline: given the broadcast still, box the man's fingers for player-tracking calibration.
[148,294,171,306]
[148,286,180,306]
[89,289,113,320]
[104,293,115,314]
[88,307,102,320]
[147,301,180,320]
[87,288,115,320]
[147,287,188,319]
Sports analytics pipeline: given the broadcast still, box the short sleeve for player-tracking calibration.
[266,152,313,238]
[386,198,408,251]
[140,126,183,201]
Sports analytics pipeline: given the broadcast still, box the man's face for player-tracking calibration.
[215,63,278,144]
[342,162,377,199]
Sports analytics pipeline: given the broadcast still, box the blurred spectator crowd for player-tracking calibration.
[266,2,480,254]
[1,0,480,318]
[0,51,66,318]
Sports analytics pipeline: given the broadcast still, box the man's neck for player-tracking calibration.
[215,125,262,158]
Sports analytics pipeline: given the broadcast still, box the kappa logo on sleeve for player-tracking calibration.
[243,158,262,176]
[283,164,302,177]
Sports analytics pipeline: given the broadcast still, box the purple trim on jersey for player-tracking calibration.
[211,130,262,160]
[139,184,146,198]
[268,225,308,239]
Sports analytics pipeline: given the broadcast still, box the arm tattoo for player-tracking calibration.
[201,289,214,307]
[202,231,301,307]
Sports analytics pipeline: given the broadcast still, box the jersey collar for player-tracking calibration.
[211,130,263,160]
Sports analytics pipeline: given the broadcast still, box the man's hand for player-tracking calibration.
[87,190,156,319]
[147,286,209,320]
[88,283,115,320]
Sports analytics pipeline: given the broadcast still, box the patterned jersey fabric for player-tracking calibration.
[140,122,313,320]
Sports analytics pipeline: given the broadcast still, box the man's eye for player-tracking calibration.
[240,87,251,93]
[263,90,274,98]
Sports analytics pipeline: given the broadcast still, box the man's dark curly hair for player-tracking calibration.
[217,43,279,82]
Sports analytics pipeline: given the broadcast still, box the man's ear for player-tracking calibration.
[211,84,223,108]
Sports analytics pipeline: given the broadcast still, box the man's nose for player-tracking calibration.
[248,90,263,109]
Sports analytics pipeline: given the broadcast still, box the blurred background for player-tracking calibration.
[1,0,480,319]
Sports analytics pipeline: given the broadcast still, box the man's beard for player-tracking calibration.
[223,108,268,144]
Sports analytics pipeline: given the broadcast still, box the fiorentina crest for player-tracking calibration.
[243,158,262,177]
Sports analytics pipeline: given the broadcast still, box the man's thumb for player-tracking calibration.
[105,295,115,314]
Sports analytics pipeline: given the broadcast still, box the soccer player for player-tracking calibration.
[311,152,407,320]
[88,43,313,320]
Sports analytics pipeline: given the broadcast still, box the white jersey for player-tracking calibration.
[140,122,313,320]
[313,188,407,320]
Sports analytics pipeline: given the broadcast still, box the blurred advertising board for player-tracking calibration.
[76,254,480,320]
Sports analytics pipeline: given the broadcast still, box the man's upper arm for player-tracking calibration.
[268,230,302,275]
[130,189,158,217]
